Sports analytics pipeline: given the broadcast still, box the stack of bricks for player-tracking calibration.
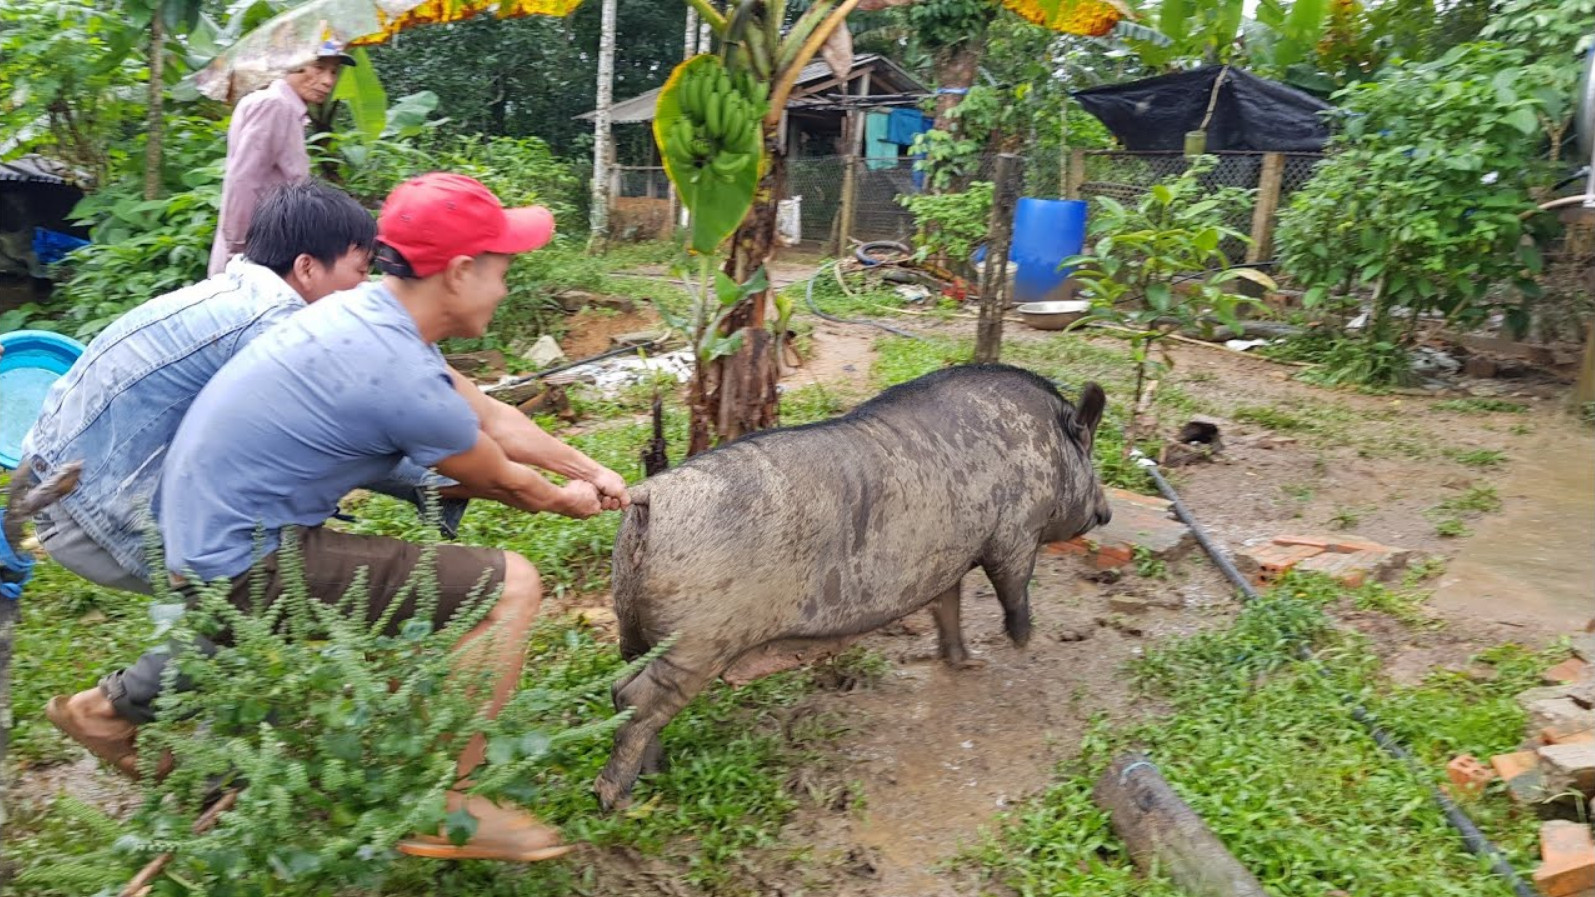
[1045,487,1194,569]
[1233,534,1415,588]
[1445,636,1595,896]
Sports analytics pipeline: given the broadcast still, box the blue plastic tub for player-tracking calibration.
[0,329,86,469]
[1010,198,1088,305]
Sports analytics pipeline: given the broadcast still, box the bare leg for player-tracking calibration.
[400,551,572,862]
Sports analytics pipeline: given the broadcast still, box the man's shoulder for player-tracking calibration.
[234,81,296,117]
[99,267,300,342]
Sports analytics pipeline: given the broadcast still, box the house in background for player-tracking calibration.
[579,53,931,241]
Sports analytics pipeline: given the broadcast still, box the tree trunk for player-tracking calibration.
[931,40,983,132]
[143,15,166,201]
[588,0,618,251]
[686,131,786,456]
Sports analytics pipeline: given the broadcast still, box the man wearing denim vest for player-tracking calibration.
[155,172,626,861]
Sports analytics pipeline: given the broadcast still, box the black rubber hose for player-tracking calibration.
[1131,453,1537,897]
[804,260,925,341]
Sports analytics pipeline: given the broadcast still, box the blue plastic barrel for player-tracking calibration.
[1009,198,1088,304]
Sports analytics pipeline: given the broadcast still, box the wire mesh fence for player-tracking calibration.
[603,149,1325,257]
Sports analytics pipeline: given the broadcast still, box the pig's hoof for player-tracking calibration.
[593,776,632,812]
[948,656,988,671]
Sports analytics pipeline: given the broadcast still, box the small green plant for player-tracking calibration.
[1446,448,1507,468]
[1132,546,1168,580]
[1280,483,1315,503]
[1328,506,1364,530]
[1439,484,1502,515]
[900,181,994,272]
[1432,398,1531,415]
[1433,517,1471,538]
[1065,158,1270,439]
[1403,557,1447,585]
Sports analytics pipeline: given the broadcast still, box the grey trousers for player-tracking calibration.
[32,475,467,724]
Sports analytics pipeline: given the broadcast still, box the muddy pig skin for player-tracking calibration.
[595,364,1110,809]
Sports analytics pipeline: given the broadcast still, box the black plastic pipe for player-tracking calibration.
[1130,451,1536,897]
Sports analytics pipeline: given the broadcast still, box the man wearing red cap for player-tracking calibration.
[157,173,628,861]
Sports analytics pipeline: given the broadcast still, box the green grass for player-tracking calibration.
[1431,398,1530,415]
[969,573,1555,897]
[1232,397,1435,459]
[1446,448,1508,469]
[10,617,851,897]
[1436,484,1502,515]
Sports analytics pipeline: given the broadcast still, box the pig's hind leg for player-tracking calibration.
[596,643,725,811]
[929,582,986,669]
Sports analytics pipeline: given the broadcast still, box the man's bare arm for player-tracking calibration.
[434,432,601,519]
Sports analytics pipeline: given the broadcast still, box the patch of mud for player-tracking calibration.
[560,305,663,360]
[783,319,878,396]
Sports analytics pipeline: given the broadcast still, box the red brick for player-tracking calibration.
[1273,535,1334,550]
[1534,820,1595,897]
[1326,535,1392,554]
[1545,658,1593,686]
[1045,539,1090,557]
[1492,749,1542,782]
[1446,754,1496,796]
[1295,550,1395,588]
[1544,729,1595,746]
[1095,545,1134,569]
[1247,543,1324,583]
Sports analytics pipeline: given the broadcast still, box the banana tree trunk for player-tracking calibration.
[686,128,786,456]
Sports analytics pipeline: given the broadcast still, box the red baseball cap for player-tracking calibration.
[376,173,555,278]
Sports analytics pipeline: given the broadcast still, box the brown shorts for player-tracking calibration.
[220,525,507,634]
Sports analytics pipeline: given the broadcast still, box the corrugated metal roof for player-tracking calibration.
[578,53,927,123]
[0,155,86,187]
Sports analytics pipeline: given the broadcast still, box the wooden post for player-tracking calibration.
[1066,148,1086,199]
[1093,753,1270,897]
[1574,319,1595,412]
[1247,152,1286,263]
[837,154,860,256]
[974,153,1023,364]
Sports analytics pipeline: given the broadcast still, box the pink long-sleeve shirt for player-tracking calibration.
[207,79,310,275]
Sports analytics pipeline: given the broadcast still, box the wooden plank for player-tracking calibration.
[1247,152,1285,263]
[1066,148,1086,199]
[1092,753,1270,897]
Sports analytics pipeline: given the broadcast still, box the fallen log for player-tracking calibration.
[1092,752,1270,897]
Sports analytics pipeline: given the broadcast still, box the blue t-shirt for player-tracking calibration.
[158,281,478,581]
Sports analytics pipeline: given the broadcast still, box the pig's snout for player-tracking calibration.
[1094,503,1113,529]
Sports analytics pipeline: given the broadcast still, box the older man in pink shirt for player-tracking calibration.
[208,40,356,275]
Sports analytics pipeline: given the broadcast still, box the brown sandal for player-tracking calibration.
[45,695,138,778]
[395,834,575,863]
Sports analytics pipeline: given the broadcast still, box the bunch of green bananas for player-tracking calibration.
[666,63,770,185]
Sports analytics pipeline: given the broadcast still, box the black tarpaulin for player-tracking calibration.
[1072,66,1332,153]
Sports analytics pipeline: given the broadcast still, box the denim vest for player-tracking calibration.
[21,259,307,579]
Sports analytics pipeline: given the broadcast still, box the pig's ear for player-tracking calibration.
[1075,382,1106,447]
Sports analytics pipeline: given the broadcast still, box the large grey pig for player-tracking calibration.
[595,364,1111,809]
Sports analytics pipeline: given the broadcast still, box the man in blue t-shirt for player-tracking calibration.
[171,174,626,861]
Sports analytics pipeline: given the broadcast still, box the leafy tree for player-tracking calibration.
[367,0,690,157]
[1274,43,1562,385]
